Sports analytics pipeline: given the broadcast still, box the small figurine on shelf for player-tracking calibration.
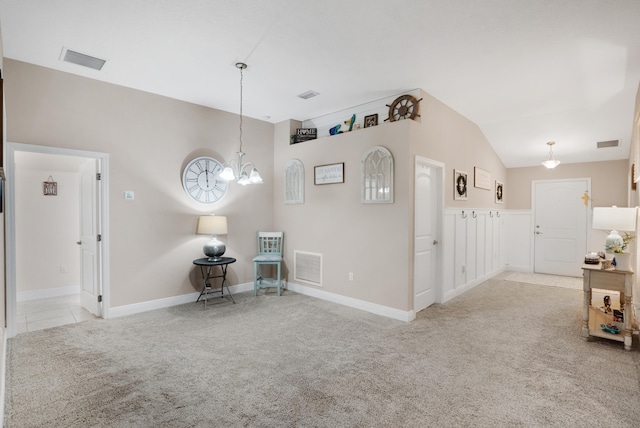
[603,295,612,313]
[329,114,356,135]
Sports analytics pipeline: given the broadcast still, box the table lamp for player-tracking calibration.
[197,215,228,261]
[592,206,637,254]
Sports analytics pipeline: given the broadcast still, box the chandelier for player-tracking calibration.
[541,141,561,169]
[219,62,263,185]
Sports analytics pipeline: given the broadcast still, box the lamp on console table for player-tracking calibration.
[197,215,228,261]
[592,206,637,270]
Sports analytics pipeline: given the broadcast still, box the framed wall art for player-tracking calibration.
[361,146,393,203]
[474,167,491,190]
[454,170,468,200]
[284,159,304,204]
[495,180,504,204]
[364,114,378,128]
[314,162,344,185]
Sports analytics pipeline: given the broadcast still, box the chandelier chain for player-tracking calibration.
[239,64,244,153]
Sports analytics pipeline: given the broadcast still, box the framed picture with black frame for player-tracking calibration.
[495,180,504,204]
[454,170,468,200]
[364,114,378,128]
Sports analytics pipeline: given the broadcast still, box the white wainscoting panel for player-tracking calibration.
[443,209,508,302]
[505,210,533,272]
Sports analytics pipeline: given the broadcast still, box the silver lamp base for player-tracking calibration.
[203,236,226,261]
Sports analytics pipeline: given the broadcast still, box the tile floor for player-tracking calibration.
[17,294,98,334]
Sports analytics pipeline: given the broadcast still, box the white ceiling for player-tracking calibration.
[1,0,640,168]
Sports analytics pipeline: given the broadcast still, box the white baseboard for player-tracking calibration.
[0,326,7,425]
[108,282,254,319]
[110,280,413,322]
[286,281,415,322]
[17,285,80,302]
[442,268,505,303]
[504,264,532,273]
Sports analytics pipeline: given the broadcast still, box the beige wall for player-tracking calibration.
[506,160,629,210]
[412,90,506,209]
[274,119,413,310]
[15,167,81,293]
[630,83,640,208]
[273,90,506,312]
[5,59,275,308]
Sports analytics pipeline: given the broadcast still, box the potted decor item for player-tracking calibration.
[611,232,634,271]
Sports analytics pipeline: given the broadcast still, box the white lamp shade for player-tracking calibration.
[219,167,236,181]
[592,207,637,232]
[249,168,263,184]
[541,159,560,169]
[197,215,228,235]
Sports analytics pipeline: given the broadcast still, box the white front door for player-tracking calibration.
[414,157,442,312]
[533,179,589,277]
[79,159,102,316]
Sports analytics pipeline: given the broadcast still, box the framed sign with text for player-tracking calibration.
[474,167,491,190]
[314,163,344,185]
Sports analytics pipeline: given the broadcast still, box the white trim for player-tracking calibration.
[414,156,445,309]
[531,178,591,275]
[0,328,7,425]
[17,285,80,302]
[109,280,414,321]
[109,282,254,318]
[286,281,415,322]
[5,142,110,337]
[442,267,505,302]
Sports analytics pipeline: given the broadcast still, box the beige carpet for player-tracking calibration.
[503,271,583,290]
[4,277,640,427]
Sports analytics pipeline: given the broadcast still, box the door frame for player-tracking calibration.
[413,156,445,312]
[5,142,110,338]
[530,177,591,275]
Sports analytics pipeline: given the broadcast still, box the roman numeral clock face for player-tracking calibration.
[182,156,229,204]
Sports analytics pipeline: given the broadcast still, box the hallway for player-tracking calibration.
[16,294,97,334]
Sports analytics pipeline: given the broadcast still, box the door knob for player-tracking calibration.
[433,240,438,245]
[76,241,82,245]
[535,231,542,235]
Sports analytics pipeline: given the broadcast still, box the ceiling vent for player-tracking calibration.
[298,90,319,100]
[61,48,106,71]
[597,139,619,148]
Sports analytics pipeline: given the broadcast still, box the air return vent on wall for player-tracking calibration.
[597,139,619,148]
[60,48,106,71]
[294,251,322,286]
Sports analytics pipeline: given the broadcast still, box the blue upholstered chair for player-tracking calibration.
[253,232,284,296]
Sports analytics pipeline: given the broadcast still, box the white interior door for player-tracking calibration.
[79,159,102,316]
[533,179,588,277]
[414,157,442,312]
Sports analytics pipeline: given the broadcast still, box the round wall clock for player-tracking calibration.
[182,156,229,204]
[386,94,422,122]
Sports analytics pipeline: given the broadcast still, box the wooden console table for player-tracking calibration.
[582,264,633,350]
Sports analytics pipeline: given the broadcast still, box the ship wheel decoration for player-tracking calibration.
[385,94,422,122]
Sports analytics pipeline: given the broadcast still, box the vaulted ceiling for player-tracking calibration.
[1,0,639,167]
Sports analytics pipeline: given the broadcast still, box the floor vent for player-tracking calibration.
[294,251,322,286]
[597,139,619,148]
[61,48,106,71]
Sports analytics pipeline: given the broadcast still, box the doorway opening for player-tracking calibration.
[413,156,444,313]
[532,178,590,277]
[6,143,110,338]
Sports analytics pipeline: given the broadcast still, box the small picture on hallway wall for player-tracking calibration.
[454,170,468,200]
[495,180,504,204]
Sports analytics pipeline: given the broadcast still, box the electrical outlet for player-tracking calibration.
[349,272,354,281]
